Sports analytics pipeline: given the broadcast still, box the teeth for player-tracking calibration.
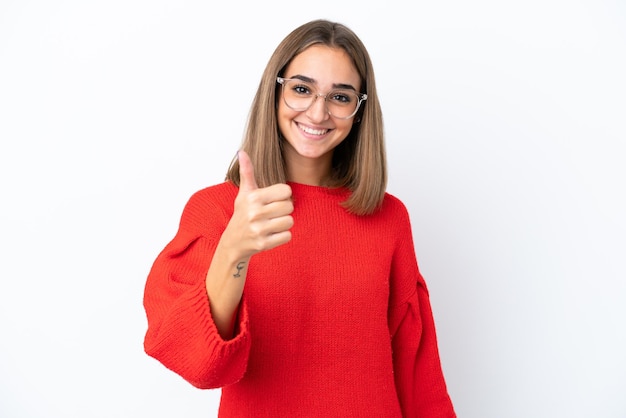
[299,124,328,135]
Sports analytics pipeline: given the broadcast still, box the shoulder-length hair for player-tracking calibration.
[225,19,387,215]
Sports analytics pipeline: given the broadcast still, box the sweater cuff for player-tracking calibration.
[200,283,251,387]
[171,281,251,389]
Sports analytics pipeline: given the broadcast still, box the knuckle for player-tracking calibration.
[248,222,263,237]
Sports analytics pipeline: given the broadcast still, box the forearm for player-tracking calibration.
[205,239,250,340]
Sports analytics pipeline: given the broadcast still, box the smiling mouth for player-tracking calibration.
[298,123,329,136]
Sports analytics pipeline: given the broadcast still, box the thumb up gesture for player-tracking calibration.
[223,150,294,259]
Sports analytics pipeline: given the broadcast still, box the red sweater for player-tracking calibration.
[143,181,456,417]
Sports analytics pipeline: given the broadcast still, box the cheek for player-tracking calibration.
[277,102,298,132]
[334,119,355,137]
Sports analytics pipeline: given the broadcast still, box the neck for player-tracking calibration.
[286,163,331,186]
[285,154,333,187]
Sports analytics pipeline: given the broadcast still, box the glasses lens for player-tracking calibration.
[282,80,314,111]
[326,90,360,119]
[282,79,360,119]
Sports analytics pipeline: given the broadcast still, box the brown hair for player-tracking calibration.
[225,19,387,215]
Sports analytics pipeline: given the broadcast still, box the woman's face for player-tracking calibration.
[277,45,361,181]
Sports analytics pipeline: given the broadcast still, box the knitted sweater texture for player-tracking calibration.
[143,181,456,417]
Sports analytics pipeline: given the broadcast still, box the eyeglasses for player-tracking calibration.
[276,77,367,120]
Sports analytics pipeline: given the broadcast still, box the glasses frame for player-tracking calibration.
[276,77,367,120]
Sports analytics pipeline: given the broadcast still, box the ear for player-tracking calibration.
[353,116,361,124]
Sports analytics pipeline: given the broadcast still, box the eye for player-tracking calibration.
[292,82,313,96]
[329,91,355,105]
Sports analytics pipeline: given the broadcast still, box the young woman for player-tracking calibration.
[143,19,456,417]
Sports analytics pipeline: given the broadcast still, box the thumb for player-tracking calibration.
[238,150,258,192]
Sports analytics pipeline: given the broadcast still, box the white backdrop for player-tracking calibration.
[1,1,625,417]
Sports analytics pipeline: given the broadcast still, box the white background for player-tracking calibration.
[1,1,625,417]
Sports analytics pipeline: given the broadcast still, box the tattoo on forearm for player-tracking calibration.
[233,261,246,278]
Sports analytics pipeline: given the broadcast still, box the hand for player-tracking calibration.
[223,150,294,259]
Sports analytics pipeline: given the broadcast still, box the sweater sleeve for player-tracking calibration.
[388,203,456,417]
[143,190,251,389]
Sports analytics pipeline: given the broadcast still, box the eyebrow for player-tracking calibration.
[289,74,358,92]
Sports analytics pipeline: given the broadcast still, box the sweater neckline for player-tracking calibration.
[287,181,351,198]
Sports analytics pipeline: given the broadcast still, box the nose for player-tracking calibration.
[305,94,330,122]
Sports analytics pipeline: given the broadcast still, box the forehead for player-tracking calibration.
[284,45,361,88]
